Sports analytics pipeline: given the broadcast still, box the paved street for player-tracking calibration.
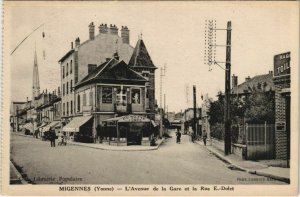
[10,131,285,184]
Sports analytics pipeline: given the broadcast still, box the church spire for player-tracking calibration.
[32,46,40,101]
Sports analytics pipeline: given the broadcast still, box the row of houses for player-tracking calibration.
[11,22,160,146]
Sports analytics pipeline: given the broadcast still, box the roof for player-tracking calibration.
[75,58,147,88]
[231,73,274,94]
[128,39,157,69]
[58,49,75,63]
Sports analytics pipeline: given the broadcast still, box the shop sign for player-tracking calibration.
[119,115,149,122]
[275,122,286,131]
[274,52,291,77]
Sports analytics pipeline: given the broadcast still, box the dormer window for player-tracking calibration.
[142,71,150,79]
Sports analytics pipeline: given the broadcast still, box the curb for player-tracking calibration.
[10,161,28,184]
[195,141,290,184]
[13,133,165,151]
[68,139,165,151]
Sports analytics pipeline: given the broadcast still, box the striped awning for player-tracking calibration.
[22,123,33,131]
[63,116,93,132]
[43,121,60,132]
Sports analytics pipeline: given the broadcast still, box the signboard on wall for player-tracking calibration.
[275,122,286,131]
[274,52,291,77]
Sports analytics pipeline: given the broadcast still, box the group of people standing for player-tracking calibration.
[175,127,207,146]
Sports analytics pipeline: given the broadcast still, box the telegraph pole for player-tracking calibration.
[224,21,232,155]
[193,85,197,136]
[204,20,232,155]
[160,65,166,138]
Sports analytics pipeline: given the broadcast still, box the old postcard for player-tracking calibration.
[1,1,299,196]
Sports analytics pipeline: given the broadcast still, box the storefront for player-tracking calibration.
[103,115,156,146]
[63,115,94,143]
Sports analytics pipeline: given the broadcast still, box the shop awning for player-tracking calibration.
[37,122,47,132]
[43,121,60,132]
[104,115,151,123]
[22,123,33,131]
[63,115,93,132]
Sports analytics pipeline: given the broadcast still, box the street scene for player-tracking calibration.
[7,2,296,187]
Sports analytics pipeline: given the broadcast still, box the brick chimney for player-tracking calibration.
[269,70,273,76]
[109,24,118,35]
[232,74,238,89]
[75,37,80,47]
[245,76,251,82]
[88,64,97,74]
[99,24,108,34]
[89,22,95,40]
[121,26,129,44]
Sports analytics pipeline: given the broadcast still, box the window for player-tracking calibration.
[67,102,69,115]
[70,60,73,74]
[66,63,69,76]
[63,103,65,116]
[71,101,73,114]
[77,95,80,112]
[66,82,69,94]
[63,84,65,96]
[89,91,93,106]
[62,66,65,78]
[70,80,73,92]
[102,87,112,103]
[131,89,141,104]
[83,93,86,106]
[116,89,127,106]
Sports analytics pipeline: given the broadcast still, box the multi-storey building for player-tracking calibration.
[58,23,134,125]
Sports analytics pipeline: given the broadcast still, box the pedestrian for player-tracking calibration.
[50,127,56,147]
[176,130,181,144]
[202,130,207,146]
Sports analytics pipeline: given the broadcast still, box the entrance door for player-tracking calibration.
[127,123,143,145]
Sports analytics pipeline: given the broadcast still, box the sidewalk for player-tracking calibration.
[12,132,165,151]
[195,140,290,183]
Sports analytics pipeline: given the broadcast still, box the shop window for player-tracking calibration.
[131,89,141,104]
[102,87,112,103]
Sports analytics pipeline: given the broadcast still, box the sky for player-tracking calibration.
[6,1,299,113]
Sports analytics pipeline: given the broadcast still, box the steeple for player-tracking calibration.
[32,47,40,101]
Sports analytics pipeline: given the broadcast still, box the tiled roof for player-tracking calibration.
[128,39,156,68]
[231,73,274,94]
[76,58,147,88]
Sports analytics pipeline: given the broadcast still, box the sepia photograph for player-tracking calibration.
[2,1,299,196]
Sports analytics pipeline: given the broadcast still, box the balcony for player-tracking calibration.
[114,103,132,114]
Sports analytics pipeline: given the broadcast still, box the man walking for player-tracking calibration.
[202,130,207,146]
[50,127,56,147]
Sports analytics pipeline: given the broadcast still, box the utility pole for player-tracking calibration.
[160,65,166,138]
[224,21,232,155]
[193,85,197,136]
[204,20,232,155]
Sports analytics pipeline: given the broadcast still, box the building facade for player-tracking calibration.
[273,52,291,160]
[58,22,135,124]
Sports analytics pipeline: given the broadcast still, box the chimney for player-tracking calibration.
[88,64,97,74]
[113,51,119,60]
[121,26,130,44]
[99,23,108,34]
[27,97,28,102]
[232,74,238,89]
[245,76,251,82]
[71,42,73,49]
[57,87,61,97]
[46,89,47,94]
[269,70,273,76]
[89,22,95,40]
[109,24,118,35]
[75,37,80,47]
